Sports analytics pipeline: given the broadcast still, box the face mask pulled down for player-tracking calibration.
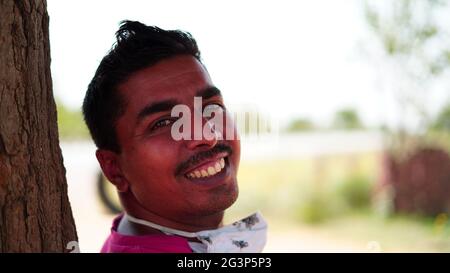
[125,212,268,253]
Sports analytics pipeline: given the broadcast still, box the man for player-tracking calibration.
[82,20,267,253]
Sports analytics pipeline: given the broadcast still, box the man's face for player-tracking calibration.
[113,55,240,221]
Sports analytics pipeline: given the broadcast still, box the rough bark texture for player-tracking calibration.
[0,0,78,252]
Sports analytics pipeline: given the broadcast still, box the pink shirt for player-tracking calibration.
[100,214,193,253]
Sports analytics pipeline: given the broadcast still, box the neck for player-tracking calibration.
[118,192,224,236]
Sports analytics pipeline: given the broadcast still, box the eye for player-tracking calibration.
[204,103,225,118]
[207,103,224,109]
[150,118,174,131]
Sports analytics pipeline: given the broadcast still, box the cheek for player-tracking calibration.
[122,138,180,183]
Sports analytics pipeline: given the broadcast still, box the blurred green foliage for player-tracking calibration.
[286,118,315,132]
[296,186,349,225]
[432,102,450,131]
[56,100,90,140]
[364,0,450,136]
[337,175,373,211]
[331,108,364,130]
[365,0,449,70]
[296,175,373,224]
[286,108,365,133]
[364,0,450,219]
[229,153,380,223]
[224,153,450,251]
[297,191,333,224]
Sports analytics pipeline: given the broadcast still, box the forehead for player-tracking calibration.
[117,55,212,107]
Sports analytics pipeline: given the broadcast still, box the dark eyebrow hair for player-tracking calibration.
[135,87,222,127]
[136,99,179,126]
[196,86,222,100]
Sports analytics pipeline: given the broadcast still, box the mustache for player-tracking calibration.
[175,144,233,176]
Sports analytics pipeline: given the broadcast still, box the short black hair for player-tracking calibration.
[82,20,201,152]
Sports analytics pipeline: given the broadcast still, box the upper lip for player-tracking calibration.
[183,152,229,175]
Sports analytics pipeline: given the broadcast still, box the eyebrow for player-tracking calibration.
[136,99,180,126]
[135,86,223,126]
[196,86,222,100]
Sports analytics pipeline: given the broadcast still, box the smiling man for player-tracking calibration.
[82,21,267,253]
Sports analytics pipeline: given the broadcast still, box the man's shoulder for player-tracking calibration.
[101,215,193,253]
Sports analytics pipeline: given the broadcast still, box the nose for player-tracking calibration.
[185,114,220,150]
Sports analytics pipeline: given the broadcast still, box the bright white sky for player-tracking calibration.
[46,0,449,129]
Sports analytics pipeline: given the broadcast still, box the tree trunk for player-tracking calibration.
[0,0,78,252]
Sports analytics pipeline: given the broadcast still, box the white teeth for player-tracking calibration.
[207,166,216,176]
[186,157,227,179]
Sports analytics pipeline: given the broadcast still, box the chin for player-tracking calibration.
[193,180,239,216]
[217,183,239,211]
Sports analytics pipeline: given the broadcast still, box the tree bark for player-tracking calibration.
[0,0,78,252]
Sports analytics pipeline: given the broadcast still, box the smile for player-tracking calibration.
[185,157,226,179]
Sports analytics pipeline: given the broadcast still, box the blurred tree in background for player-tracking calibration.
[364,0,450,139]
[331,108,364,130]
[433,102,450,131]
[285,108,365,132]
[364,0,450,216]
[287,118,316,132]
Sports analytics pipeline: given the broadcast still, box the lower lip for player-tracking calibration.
[181,157,231,188]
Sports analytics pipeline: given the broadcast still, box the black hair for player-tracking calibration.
[82,20,201,152]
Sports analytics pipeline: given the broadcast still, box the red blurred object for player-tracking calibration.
[381,148,450,216]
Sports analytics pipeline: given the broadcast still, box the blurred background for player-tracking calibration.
[48,0,450,252]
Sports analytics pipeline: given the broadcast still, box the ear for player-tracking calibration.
[96,149,129,192]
